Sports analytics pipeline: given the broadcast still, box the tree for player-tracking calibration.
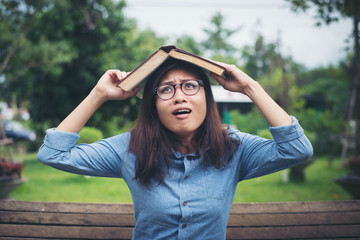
[241,33,305,111]
[202,12,241,60]
[286,0,360,165]
[0,0,76,109]
[240,31,316,181]
[175,35,202,56]
[241,34,278,80]
[0,0,165,137]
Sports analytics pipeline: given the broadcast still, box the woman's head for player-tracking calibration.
[130,59,239,187]
[141,60,219,142]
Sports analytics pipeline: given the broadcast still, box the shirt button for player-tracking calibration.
[183,201,187,206]
[182,224,187,229]
[184,175,189,180]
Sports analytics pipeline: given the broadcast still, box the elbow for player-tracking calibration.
[301,144,313,163]
[280,139,314,165]
[37,144,47,164]
[297,140,314,164]
[306,143,314,160]
[37,144,55,165]
[304,136,314,159]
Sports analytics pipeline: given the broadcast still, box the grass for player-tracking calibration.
[10,153,132,203]
[233,158,351,202]
[10,153,352,203]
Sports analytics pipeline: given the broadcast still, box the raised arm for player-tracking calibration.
[56,70,140,132]
[210,63,292,127]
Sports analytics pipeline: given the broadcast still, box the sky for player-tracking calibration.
[124,0,353,69]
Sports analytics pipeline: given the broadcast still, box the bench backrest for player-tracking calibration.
[1,200,360,239]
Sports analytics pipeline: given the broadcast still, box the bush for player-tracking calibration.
[230,108,268,134]
[230,107,339,156]
[294,108,344,156]
[77,127,104,144]
[256,129,273,139]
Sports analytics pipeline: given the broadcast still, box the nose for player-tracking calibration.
[172,85,187,103]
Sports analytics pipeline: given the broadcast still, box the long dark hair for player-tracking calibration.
[130,60,240,188]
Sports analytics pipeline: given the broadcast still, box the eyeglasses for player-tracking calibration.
[154,79,204,100]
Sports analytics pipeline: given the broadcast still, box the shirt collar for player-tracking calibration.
[172,149,200,160]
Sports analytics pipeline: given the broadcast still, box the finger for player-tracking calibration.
[211,60,234,71]
[114,70,128,82]
[103,70,121,84]
[123,86,141,98]
[132,86,141,95]
[210,72,225,85]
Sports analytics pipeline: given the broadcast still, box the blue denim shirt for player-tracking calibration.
[37,116,313,240]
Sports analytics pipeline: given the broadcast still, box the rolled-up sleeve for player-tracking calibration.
[237,116,313,181]
[37,128,125,178]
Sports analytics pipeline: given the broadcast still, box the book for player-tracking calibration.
[117,45,225,96]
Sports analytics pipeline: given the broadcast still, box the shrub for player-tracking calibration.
[230,108,268,134]
[77,127,104,144]
[256,129,273,139]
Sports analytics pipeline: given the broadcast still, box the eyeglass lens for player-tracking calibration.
[156,80,202,100]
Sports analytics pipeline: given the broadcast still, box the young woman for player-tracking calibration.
[38,59,313,240]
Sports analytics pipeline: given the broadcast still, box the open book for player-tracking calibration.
[117,45,225,96]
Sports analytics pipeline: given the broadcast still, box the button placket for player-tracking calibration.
[178,156,192,239]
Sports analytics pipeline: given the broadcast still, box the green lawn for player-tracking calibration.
[10,153,352,203]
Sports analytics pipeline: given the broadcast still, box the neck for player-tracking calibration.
[176,134,195,154]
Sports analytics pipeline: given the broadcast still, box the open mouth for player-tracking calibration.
[173,109,192,116]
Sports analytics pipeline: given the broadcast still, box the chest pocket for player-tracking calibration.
[204,165,233,200]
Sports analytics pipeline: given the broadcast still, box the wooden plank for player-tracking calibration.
[1,200,360,240]
[0,200,134,214]
[0,211,136,226]
[230,200,360,214]
[0,139,14,145]
[3,210,359,232]
[2,200,359,214]
[4,210,358,228]
[226,225,360,239]
[227,211,360,226]
[0,238,44,240]
[0,224,133,239]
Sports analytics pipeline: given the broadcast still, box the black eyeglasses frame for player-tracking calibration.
[153,79,204,100]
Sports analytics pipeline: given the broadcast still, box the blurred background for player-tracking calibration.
[1,0,359,202]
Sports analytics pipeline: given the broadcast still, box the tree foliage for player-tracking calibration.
[242,34,281,80]
[0,0,165,136]
[287,0,359,25]
[0,3,354,159]
[175,34,202,56]
[287,0,360,158]
[202,12,241,58]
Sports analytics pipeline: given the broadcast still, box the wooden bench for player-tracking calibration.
[0,200,359,239]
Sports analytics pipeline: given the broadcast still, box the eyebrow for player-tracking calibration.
[160,79,196,85]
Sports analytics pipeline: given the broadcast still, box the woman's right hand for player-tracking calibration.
[56,70,140,132]
[93,70,140,102]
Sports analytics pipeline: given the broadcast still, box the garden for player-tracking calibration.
[4,152,351,203]
[1,0,360,203]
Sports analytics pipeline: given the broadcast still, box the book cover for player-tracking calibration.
[117,45,225,97]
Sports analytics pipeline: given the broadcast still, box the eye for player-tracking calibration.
[183,81,198,90]
[159,85,173,94]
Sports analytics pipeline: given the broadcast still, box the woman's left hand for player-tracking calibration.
[210,62,255,96]
[210,61,293,127]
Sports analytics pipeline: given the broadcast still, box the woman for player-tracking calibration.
[38,59,313,240]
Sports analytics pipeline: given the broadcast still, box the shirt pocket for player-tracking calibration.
[204,166,232,200]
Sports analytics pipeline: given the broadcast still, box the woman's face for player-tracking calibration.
[155,68,207,140]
